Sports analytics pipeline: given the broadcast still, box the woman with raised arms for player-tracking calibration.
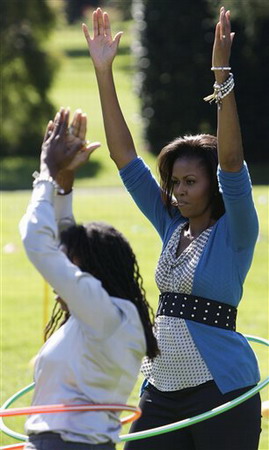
[82,7,261,450]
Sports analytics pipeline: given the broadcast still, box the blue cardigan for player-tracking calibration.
[120,157,260,394]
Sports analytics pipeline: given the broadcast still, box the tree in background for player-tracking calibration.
[106,0,133,20]
[133,0,269,163]
[209,0,269,164]
[65,0,132,23]
[1,0,58,156]
[65,0,99,24]
[132,0,215,155]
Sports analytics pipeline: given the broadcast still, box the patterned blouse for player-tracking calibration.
[141,221,214,391]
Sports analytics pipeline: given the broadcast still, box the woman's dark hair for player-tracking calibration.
[158,134,225,219]
[45,222,159,359]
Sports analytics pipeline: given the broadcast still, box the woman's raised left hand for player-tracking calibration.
[212,6,235,82]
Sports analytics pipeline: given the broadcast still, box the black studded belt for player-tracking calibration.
[156,292,237,331]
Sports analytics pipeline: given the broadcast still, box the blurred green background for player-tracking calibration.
[1,0,268,448]
[1,0,269,188]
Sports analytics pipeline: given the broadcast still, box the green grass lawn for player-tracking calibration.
[1,14,269,449]
[0,15,157,191]
[1,185,268,448]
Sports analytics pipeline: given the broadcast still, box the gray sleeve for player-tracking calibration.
[54,191,75,234]
[19,182,121,336]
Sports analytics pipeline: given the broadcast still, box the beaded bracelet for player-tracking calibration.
[203,73,234,109]
[32,171,65,194]
[211,66,231,71]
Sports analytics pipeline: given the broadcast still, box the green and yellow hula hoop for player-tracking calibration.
[0,335,268,449]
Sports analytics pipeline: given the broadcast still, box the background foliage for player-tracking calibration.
[1,0,269,166]
[133,0,269,164]
[132,0,214,152]
[0,1,268,448]
[64,0,133,23]
[0,0,58,157]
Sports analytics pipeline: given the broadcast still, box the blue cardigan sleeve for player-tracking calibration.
[120,157,179,241]
[217,162,259,251]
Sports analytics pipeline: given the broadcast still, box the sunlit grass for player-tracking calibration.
[1,15,268,450]
[1,185,268,448]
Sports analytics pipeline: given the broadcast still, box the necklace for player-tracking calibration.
[183,224,196,240]
[183,220,215,240]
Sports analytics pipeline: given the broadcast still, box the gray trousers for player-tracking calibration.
[25,432,116,450]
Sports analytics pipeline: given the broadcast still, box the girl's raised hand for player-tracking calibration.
[64,109,100,172]
[82,8,122,71]
[47,109,100,193]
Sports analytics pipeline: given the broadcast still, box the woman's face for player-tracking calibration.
[171,157,213,220]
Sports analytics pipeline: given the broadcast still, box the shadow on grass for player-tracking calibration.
[0,157,102,190]
[65,45,130,59]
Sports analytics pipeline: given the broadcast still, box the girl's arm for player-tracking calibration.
[20,182,120,335]
[20,110,118,334]
[83,8,137,169]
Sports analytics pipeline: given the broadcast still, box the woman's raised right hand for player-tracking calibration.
[82,8,122,71]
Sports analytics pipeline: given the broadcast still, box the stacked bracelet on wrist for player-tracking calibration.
[211,66,231,71]
[32,171,65,195]
[203,73,234,109]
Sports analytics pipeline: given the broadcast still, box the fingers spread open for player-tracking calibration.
[103,12,112,39]
[58,108,70,137]
[70,109,82,137]
[80,142,101,161]
[97,8,104,35]
[43,120,54,142]
[86,141,101,153]
[51,110,62,138]
[215,21,221,42]
[78,114,87,140]
[114,31,123,47]
[92,10,98,38]
[225,10,231,37]
[219,6,231,42]
[82,23,91,43]
[220,7,225,40]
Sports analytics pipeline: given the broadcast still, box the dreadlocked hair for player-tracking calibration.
[44,301,70,341]
[47,221,159,359]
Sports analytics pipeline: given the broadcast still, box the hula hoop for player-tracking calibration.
[0,445,24,450]
[0,404,141,421]
[121,334,269,442]
[0,334,268,448]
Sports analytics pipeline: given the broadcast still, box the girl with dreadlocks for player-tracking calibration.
[19,107,159,450]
